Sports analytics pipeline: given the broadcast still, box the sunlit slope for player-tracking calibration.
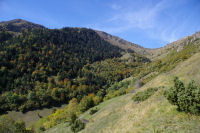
[79,52,200,133]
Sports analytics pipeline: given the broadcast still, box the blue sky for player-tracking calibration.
[0,0,200,48]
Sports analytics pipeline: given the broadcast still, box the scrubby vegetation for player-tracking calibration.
[132,87,158,102]
[103,80,131,101]
[35,94,101,132]
[165,77,200,115]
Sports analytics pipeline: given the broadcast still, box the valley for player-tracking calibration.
[0,19,200,133]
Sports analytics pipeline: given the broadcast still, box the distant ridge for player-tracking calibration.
[95,30,150,56]
[96,30,200,60]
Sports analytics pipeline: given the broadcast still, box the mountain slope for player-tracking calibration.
[79,52,200,133]
[95,30,150,55]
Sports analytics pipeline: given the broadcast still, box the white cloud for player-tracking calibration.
[111,1,162,29]
[88,0,192,45]
[92,0,169,34]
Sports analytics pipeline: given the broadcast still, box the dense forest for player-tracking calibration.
[0,22,150,113]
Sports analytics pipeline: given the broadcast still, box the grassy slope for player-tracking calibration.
[79,52,200,133]
[7,105,67,127]
[45,52,200,133]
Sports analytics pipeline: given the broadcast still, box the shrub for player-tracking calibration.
[89,108,99,115]
[39,126,45,131]
[79,96,94,112]
[165,77,200,114]
[69,113,85,133]
[103,88,126,101]
[69,113,77,125]
[71,119,85,133]
[132,87,158,102]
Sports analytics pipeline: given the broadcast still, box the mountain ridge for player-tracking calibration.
[1,19,200,60]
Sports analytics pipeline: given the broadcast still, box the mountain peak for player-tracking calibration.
[0,19,45,32]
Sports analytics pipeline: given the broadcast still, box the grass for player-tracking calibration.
[7,104,67,127]
[44,123,71,133]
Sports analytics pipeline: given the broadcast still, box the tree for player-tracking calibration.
[67,98,79,115]
[165,77,200,114]
[14,120,27,133]
[69,113,85,133]
[69,113,77,125]
[79,96,94,112]
[28,91,36,101]
[71,119,85,133]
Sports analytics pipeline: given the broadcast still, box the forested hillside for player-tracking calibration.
[35,29,200,132]
[0,19,150,113]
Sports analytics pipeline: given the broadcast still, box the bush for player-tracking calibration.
[79,96,94,112]
[89,108,99,115]
[104,88,126,101]
[132,87,158,102]
[69,113,85,133]
[71,119,85,133]
[165,77,200,114]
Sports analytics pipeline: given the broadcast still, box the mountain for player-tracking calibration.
[0,19,45,32]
